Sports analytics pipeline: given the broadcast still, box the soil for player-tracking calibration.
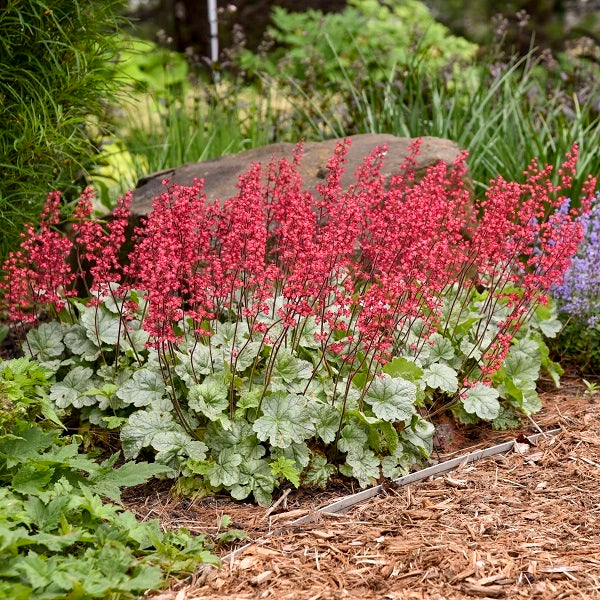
[119,375,600,600]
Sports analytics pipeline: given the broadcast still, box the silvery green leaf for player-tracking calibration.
[116,368,166,407]
[272,350,313,384]
[422,363,458,393]
[120,325,149,354]
[206,419,265,459]
[100,286,126,314]
[426,334,455,363]
[304,455,336,488]
[463,383,500,420]
[64,324,100,361]
[492,405,522,430]
[364,374,416,423]
[537,317,561,338]
[503,351,539,389]
[230,458,275,506]
[337,421,368,454]
[531,303,561,338]
[188,378,229,421]
[205,419,253,451]
[312,403,340,444]
[345,447,380,488]
[381,453,412,479]
[271,441,311,470]
[96,364,133,387]
[81,305,122,345]
[24,322,64,361]
[269,377,304,394]
[303,377,330,403]
[145,348,162,370]
[459,335,488,361]
[50,366,95,409]
[212,321,249,347]
[175,344,221,384]
[400,418,435,456]
[153,396,174,412]
[83,407,106,426]
[226,341,262,372]
[152,431,208,467]
[120,409,177,459]
[208,447,242,487]
[512,336,539,356]
[331,381,360,412]
[452,401,481,424]
[253,393,314,448]
[37,359,64,374]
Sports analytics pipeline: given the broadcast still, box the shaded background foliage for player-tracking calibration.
[126,0,600,58]
[0,0,127,261]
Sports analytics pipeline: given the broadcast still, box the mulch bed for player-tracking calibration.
[133,376,600,600]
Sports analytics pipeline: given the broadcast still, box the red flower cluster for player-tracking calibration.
[72,188,132,303]
[0,192,75,323]
[1,141,595,383]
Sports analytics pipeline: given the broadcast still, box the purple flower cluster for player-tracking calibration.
[553,192,600,327]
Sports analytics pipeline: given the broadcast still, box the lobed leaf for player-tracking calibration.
[252,393,314,448]
[463,383,500,420]
[116,368,166,407]
[364,374,416,423]
[422,363,459,393]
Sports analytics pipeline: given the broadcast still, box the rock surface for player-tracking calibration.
[131,134,472,219]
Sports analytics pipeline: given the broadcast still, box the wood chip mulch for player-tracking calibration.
[146,384,600,600]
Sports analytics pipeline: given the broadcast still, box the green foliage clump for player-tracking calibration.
[0,0,124,262]
[0,357,220,599]
[241,0,477,81]
[240,0,477,84]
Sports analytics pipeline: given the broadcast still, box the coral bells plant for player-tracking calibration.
[0,140,594,503]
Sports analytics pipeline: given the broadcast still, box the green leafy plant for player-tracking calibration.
[0,357,219,599]
[582,379,599,396]
[239,0,477,84]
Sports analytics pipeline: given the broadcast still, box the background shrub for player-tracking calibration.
[0,0,124,263]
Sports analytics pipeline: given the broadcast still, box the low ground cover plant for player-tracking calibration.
[0,357,220,600]
[1,141,594,504]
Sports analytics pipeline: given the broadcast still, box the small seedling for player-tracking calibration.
[582,379,599,396]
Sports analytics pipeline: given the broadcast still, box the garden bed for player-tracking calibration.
[123,375,600,599]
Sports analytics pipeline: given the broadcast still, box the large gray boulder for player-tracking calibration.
[131,134,471,218]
